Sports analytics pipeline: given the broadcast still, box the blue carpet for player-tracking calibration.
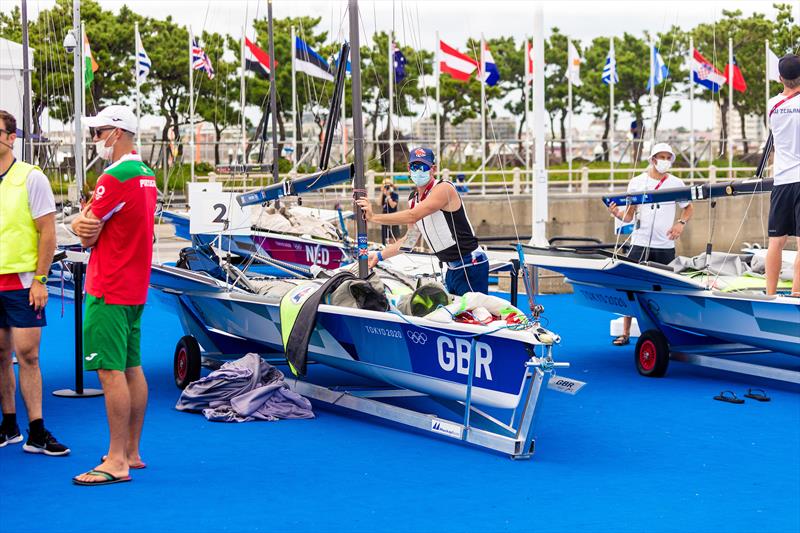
[1,290,798,533]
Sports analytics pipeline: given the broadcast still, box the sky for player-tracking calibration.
[3,0,796,135]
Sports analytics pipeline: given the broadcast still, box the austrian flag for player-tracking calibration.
[439,40,477,82]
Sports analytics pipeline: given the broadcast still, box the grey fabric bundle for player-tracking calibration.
[175,353,314,422]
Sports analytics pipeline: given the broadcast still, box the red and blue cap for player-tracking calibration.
[409,147,435,167]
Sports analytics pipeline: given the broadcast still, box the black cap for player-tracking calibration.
[778,54,800,79]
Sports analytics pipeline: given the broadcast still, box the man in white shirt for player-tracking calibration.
[766,54,800,296]
[606,142,694,345]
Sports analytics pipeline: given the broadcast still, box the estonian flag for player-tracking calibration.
[295,36,334,81]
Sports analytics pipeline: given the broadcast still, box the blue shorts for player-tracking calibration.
[445,261,489,296]
[0,288,47,328]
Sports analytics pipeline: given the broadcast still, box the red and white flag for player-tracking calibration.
[525,40,534,84]
[439,40,477,82]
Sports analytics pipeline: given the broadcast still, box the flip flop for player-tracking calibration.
[744,388,771,402]
[612,335,630,346]
[713,390,744,404]
[101,455,146,469]
[72,469,132,486]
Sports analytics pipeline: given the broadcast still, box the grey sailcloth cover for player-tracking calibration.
[176,353,314,422]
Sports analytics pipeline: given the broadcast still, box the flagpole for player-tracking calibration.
[480,35,487,172]
[388,34,394,177]
[189,27,194,181]
[524,39,530,182]
[72,0,84,198]
[240,28,246,164]
[728,36,734,178]
[649,39,656,149]
[291,26,298,165]
[135,22,142,153]
[689,36,694,179]
[567,39,573,192]
[267,0,278,185]
[531,5,547,246]
[528,40,534,191]
[609,38,615,191]
[435,31,440,160]
[764,39,769,138]
[81,20,87,180]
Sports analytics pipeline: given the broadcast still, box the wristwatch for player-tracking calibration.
[33,274,48,284]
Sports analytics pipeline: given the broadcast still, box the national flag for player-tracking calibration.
[767,47,781,83]
[601,41,618,85]
[135,27,151,84]
[690,48,725,92]
[393,43,407,84]
[191,39,215,80]
[83,30,98,86]
[646,45,668,90]
[244,37,277,79]
[567,40,582,87]
[525,40,534,85]
[294,36,334,81]
[439,39,478,82]
[479,42,500,86]
[724,55,747,92]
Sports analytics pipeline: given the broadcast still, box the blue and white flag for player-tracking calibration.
[295,36,334,81]
[480,42,500,86]
[135,26,151,84]
[646,45,669,89]
[601,42,617,85]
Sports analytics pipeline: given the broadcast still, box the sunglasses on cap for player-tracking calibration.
[409,162,431,172]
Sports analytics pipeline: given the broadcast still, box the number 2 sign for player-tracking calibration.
[188,182,252,236]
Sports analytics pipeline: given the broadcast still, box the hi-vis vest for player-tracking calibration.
[0,161,41,274]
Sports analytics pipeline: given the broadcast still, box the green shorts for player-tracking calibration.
[83,294,144,372]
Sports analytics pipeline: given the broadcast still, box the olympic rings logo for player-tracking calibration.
[407,331,428,344]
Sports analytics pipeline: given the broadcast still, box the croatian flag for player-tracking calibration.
[691,49,725,92]
[646,45,668,90]
[480,42,500,86]
[191,40,215,80]
[439,40,478,82]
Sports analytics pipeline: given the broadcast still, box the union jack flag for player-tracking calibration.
[191,40,215,80]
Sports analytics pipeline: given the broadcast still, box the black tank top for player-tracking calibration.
[411,181,479,262]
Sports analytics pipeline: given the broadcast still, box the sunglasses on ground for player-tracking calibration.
[409,162,430,172]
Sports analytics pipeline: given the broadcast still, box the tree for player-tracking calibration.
[544,28,583,163]
[614,32,650,162]
[500,37,531,142]
[650,25,688,138]
[577,36,614,160]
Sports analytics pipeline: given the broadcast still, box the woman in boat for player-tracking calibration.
[356,147,489,296]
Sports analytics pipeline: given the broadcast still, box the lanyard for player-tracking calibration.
[769,91,800,118]
[654,175,668,190]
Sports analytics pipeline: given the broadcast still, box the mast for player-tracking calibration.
[267,0,279,185]
[240,27,246,164]
[21,0,32,163]
[649,39,656,149]
[291,25,298,164]
[72,0,84,198]
[688,36,694,178]
[609,38,615,191]
[566,39,573,192]
[349,0,367,279]
[727,36,734,177]
[531,5,547,246]
[189,27,194,180]
[135,21,142,153]
[435,30,440,161]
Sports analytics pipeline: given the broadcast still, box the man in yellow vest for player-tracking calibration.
[0,110,69,455]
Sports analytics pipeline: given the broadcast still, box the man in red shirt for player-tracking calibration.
[70,105,157,486]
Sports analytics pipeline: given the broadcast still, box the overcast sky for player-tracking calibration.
[3,0,797,133]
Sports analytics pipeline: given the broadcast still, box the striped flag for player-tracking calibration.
[601,41,618,85]
[135,27,151,84]
[244,37,277,79]
[646,45,669,89]
[525,40,534,85]
[191,39,215,80]
[294,36,333,81]
[439,40,477,82]
[83,30,98,86]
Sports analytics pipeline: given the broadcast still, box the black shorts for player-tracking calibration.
[0,288,47,328]
[768,182,800,237]
[628,245,675,266]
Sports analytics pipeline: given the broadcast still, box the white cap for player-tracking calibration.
[649,142,675,161]
[84,105,137,134]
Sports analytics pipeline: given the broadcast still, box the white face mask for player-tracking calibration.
[410,169,431,188]
[654,159,672,174]
[95,131,117,161]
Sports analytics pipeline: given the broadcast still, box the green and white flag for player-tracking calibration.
[83,30,98,86]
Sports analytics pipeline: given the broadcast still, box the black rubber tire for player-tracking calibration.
[634,329,670,378]
[174,336,202,389]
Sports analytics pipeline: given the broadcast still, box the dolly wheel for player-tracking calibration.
[174,336,202,389]
[635,330,670,378]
